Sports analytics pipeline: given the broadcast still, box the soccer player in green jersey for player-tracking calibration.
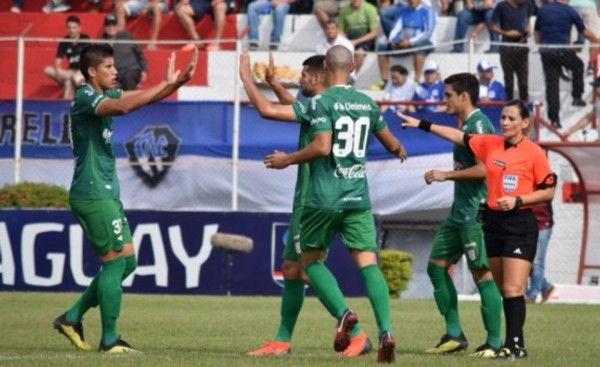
[53,44,198,353]
[264,46,407,363]
[241,51,372,357]
[398,73,503,358]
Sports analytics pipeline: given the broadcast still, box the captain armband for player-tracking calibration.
[537,172,558,189]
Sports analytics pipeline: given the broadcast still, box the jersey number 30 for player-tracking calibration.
[333,116,370,158]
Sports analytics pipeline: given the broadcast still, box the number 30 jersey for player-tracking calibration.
[293,85,387,210]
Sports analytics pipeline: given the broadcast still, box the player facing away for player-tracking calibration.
[54,44,198,353]
[264,45,408,363]
[399,73,503,357]
[240,51,372,357]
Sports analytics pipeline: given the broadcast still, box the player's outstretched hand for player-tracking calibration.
[397,111,420,129]
[424,169,446,184]
[264,150,289,169]
[265,51,276,84]
[239,50,252,81]
[180,47,199,83]
[165,52,180,84]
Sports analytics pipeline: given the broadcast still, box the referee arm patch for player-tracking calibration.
[537,173,557,189]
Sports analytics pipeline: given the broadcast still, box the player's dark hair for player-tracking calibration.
[302,55,325,75]
[505,99,531,119]
[66,15,81,25]
[391,65,408,76]
[79,44,114,81]
[444,73,479,106]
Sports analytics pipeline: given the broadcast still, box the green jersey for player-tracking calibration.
[69,84,123,200]
[338,2,379,41]
[447,109,495,228]
[290,98,314,209]
[296,85,387,210]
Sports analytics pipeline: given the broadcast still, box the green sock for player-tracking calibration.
[65,256,136,324]
[305,262,348,319]
[275,279,305,342]
[427,262,462,337]
[98,257,126,347]
[66,275,99,323]
[477,279,503,349]
[360,264,392,336]
[122,255,137,280]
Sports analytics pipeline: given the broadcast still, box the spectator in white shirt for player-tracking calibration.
[381,64,417,112]
[316,20,357,84]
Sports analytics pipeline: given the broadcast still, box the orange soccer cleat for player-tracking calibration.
[339,331,373,357]
[247,341,291,356]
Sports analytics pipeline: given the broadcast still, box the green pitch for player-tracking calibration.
[0,292,598,366]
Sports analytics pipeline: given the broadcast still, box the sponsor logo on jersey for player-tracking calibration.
[342,196,362,202]
[311,116,327,125]
[334,164,366,179]
[102,128,113,144]
[503,174,518,193]
[124,125,182,188]
[493,159,506,169]
[295,101,307,114]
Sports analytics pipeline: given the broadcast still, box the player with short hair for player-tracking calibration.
[263,45,407,363]
[400,73,503,358]
[242,52,372,357]
[53,44,198,353]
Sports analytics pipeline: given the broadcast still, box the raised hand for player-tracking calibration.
[239,50,252,81]
[265,51,276,84]
[181,47,199,83]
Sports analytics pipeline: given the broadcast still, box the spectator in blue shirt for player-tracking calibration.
[247,0,296,50]
[452,0,501,53]
[534,0,600,128]
[410,60,446,112]
[371,0,437,90]
[490,0,534,102]
[477,59,507,102]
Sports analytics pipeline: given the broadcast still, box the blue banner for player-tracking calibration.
[0,101,504,161]
[0,210,379,296]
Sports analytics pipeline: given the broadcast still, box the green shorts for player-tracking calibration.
[300,207,377,253]
[283,206,303,262]
[69,198,132,257]
[430,221,489,270]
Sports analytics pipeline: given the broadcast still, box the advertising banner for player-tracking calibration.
[0,210,379,297]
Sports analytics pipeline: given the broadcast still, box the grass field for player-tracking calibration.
[1,292,599,366]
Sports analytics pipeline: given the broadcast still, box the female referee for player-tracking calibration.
[399,99,556,360]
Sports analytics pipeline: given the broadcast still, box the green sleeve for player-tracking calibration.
[292,98,311,124]
[309,96,333,136]
[366,4,379,30]
[75,85,107,116]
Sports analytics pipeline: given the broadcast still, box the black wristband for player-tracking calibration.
[418,120,432,132]
[515,196,523,209]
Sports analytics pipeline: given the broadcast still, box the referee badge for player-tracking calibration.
[503,174,518,193]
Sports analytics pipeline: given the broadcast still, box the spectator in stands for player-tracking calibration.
[42,0,71,13]
[315,20,356,83]
[534,0,600,128]
[44,15,90,99]
[452,0,500,53]
[381,64,417,112]
[176,0,230,51]
[10,0,24,13]
[247,0,297,51]
[490,0,534,102]
[100,14,148,90]
[114,0,171,51]
[410,60,445,112]
[570,0,600,75]
[314,0,343,31]
[379,1,407,40]
[477,59,507,102]
[338,0,379,75]
[564,76,600,140]
[372,0,436,90]
[526,201,556,304]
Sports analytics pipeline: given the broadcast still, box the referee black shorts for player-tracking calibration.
[483,208,538,262]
